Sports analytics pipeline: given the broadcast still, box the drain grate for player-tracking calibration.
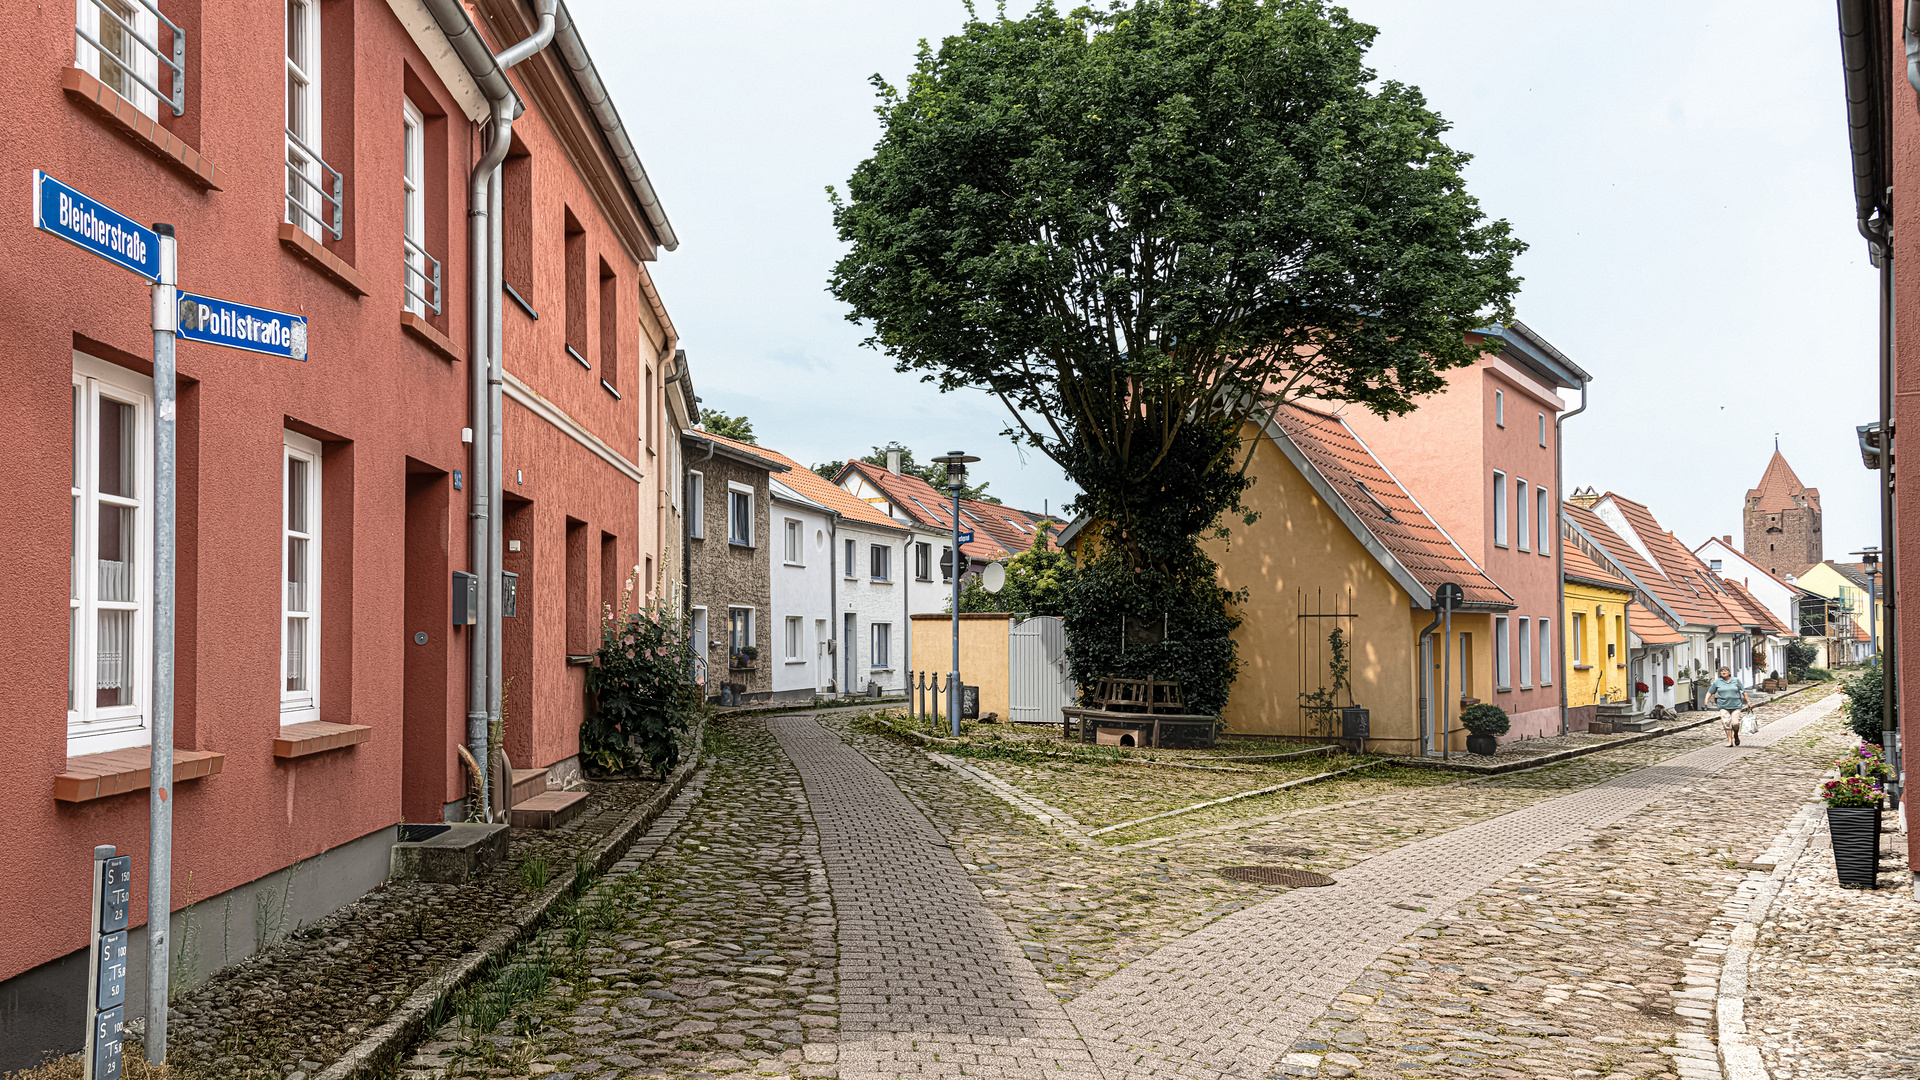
[1249,844,1319,858]
[1218,866,1336,887]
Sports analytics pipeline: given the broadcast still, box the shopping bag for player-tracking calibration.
[1743,711,1759,736]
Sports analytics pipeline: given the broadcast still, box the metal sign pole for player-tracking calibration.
[950,485,962,738]
[148,223,178,1065]
[1442,603,1453,762]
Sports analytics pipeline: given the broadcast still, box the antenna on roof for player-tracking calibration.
[1774,432,1779,451]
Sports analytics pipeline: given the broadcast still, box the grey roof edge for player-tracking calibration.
[681,431,790,474]
[551,1,679,251]
[1491,321,1591,389]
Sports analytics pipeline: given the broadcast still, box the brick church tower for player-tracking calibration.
[1743,448,1822,578]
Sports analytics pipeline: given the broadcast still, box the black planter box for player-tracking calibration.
[1340,706,1369,741]
[1466,732,1498,757]
[1828,804,1883,889]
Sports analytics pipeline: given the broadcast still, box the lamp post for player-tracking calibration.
[1854,547,1881,661]
[932,451,979,737]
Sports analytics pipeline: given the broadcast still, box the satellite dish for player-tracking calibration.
[983,562,1007,593]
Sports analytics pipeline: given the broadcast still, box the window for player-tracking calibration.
[916,542,932,580]
[564,207,587,366]
[728,607,753,663]
[727,485,753,546]
[1538,620,1552,685]
[1494,389,1504,427]
[1536,486,1551,555]
[942,545,953,582]
[285,0,327,239]
[784,519,803,565]
[1710,558,1723,572]
[1573,613,1586,664]
[1538,413,1547,447]
[869,543,891,582]
[502,139,533,304]
[1494,616,1510,690]
[844,538,857,579]
[77,0,159,116]
[1517,617,1531,687]
[686,471,704,539]
[1492,470,1508,546]
[1515,479,1529,552]
[70,359,154,754]
[282,432,323,723]
[785,616,802,661]
[870,623,891,669]
[599,258,619,392]
[402,99,431,316]
[1613,617,1623,661]
[690,607,708,676]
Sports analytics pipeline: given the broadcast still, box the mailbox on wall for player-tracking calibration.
[500,571,518,618]
[452,572,478,625]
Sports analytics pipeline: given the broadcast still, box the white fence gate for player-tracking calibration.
[1009,616,1077,725]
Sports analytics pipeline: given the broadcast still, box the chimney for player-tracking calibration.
[887,447,903,475]
[1723,535,1732,546]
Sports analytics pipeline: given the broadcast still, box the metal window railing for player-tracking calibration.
[78,0,186,116]
[285,129,344,240]
[403,235,442,315]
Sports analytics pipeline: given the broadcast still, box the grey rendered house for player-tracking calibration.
[683,429,788,703]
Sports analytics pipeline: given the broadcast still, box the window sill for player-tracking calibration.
[279,223,369,297]
[1495,685,1512,693]
[1573,664,1593,671]
[601,379,621,400]
[567,345,591,370]
[504,282,538,320]
[729,541,755,549]
[56,746,224,803]
[402,311,463,363]
[63,66,226,191]
[784,659,807,665]
[272,720,372,760]
[784,561,806,568]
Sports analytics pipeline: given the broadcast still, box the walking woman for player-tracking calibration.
[1708,666,1752,746]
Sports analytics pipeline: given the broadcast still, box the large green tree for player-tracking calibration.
[829,0,1523,710]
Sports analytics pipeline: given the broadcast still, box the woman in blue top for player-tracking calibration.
[1708,666,1752,746]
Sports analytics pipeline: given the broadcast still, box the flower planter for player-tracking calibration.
[1466,732,1497,757]
[1827,805,1882,889]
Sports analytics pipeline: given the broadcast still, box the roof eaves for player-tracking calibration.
[1564,517,1688,629]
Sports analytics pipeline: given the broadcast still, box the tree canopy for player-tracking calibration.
[699,410,756,444]
[829,0,1523,571]
[956,527,1075,616]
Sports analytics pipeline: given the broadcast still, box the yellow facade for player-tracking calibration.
[1793,562,1882,650]
[1563,581,1633,708]
[1205,428,1492,755]
[909,613,1014,721]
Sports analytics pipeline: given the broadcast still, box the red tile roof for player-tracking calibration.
[1563,547,1631,591]
[838,460,1058,560]
[1271,403,1512,609]
[1573,493,1792,636]
[1629,606,1686,645]
[1748,450,1820,513]
[745,444,906,532]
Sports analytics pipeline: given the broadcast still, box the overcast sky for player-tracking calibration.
[574,0,1881,558]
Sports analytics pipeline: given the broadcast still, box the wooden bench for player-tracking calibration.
[1061,678,1220,749]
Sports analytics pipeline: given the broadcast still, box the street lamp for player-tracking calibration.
[1853,547,1881,662]
[932,451,979,737]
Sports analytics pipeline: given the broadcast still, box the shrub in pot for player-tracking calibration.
[1460,703,1508,757]
[1821,773,1885,889]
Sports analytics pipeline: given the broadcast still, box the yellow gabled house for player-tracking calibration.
[1560,544,1634,728]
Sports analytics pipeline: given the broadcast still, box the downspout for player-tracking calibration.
[1417,607,1442,755]
[1555,375,1589,734]
[827,513,839,693]
[427,0,556,822]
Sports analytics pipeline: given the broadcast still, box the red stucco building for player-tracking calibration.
[0,0,680,1059]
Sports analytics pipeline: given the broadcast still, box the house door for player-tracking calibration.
[844,613,857,694]
[1009,616,1076,724]
[691,608,708,686]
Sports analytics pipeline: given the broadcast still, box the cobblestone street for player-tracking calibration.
[390,692,1905,1080]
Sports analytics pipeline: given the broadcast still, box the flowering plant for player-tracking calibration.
[1821,775,1883,808]
[1662,675,1675,688]
[1635,681,1649,694]
[582,569,697,778]
[1835,741,1895,784]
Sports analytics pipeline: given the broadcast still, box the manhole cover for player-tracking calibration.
[1249,844,1318,858]
[1218,866,1336,887]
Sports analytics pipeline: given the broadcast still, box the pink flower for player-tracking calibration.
[626,650,636,660]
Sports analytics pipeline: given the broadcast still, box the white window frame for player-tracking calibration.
[69,355,155,755]
[1538,413,1547,447]
[1494,615,1511,690]
[285,0,324,239]
[1539,619,1552,685]
[402,98,426,316]
[942,545,953,582]
[1494,389,1505,427]
[727,482,754,547]
[686,471,704,539]
[785,615,803,662]
[1537,486,1551,555]
[783,518,803,566]
[844,537,857,580]
[76,0,159,116]
[1517,616,1531,687]
[915,541,932,581]
[1573,613,1586,664]
[727,606,754,659]
[869,543,891,583]
[1492,470,1508,547]
[871,622,891,670]
[282,431,323,724]
[1515,478,1530,552]
[691,606,709,672]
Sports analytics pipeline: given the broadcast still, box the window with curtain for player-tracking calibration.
[871,623,890,669]
[1518,617,1531,686]
[1494,616,1510,689]
[1537,486,1551,555]
[728,487,753,546]
[784,519,802,565]
[785,616,802,660]
[283,432,323,723]
[285,0,323,238]
[686,471,704,539]
[1516,478,1529,552]
[1539,619,1552,685]
[1493,471,1508,546]
[69,360,154,753]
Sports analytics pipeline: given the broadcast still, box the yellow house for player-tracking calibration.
[1200,403,1513,756]
[1794,560,1880,664]
[1561,546,1634,727]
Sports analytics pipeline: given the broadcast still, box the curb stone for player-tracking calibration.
[1705,803,1825,1080]
[314,715,706,1080]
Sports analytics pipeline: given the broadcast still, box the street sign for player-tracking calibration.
[95,930,128,1009]
[86,848,132,1080]
[177,292,308,361]
[99,856,131,933]
[956,531,974,545]
[91,1006,124,1080]
[31,171,160,281]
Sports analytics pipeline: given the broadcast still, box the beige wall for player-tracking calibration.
[910,613,1014,720]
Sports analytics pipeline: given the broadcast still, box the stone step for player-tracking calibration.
[508,789,587,830]
[510,767,548,809]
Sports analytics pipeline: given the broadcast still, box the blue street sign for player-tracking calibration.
[956,531,974,545]
[100,856,132,934]
[92,1005,124,1080]
[177,292,308,361]
[31,171,160,281]
[95,930,128,1009]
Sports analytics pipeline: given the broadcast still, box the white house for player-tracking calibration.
[768,479,835,701]
[1693,535,1812,677]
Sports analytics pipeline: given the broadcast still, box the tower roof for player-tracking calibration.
[1747,450,1820,512]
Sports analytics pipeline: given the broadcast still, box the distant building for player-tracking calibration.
[1742,450,1822,578]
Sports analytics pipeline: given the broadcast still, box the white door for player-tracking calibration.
[1008,616,1076,724]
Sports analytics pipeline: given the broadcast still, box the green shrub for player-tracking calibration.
[582,572,697,777]
[1061,546,1242,717]
[1459,703,1509,736]
[1785,639,1818,681]
[1806,666,1836,682]
[1840,661,1885,740]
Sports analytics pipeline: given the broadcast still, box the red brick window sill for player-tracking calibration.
[62,66,226,191]
[273,721,372,759]
[401,312,463,363]
[279,223,370,297]
[56,747,225,803]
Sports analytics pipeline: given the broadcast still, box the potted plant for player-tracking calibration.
[1460,703,1508,757]
[1822,770,1885,889]
[1634,680,1649,711]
